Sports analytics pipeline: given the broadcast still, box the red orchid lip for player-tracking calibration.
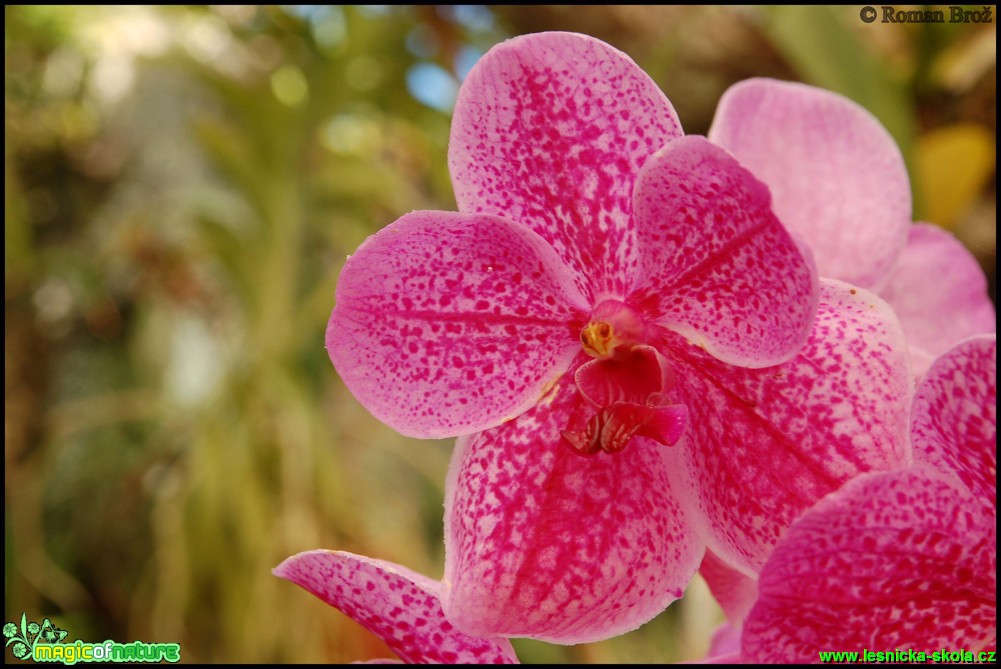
[561,401,688,456]
[565,342,687,456]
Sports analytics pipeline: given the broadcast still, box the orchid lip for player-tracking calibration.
[564,343,687,456]
[561,402,687,457]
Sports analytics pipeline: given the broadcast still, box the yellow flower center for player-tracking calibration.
[580,321,616,359]
[579,299,649,360]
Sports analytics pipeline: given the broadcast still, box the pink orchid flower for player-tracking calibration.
[698,335,996,662]
[710,79,996,376]
[326,31,914,642]
[274,550,518,664]
[666,74,997,600]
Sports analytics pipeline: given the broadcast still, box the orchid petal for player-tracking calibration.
[699,551,758,627]
[706,622,742,661]
[880,223,996,376]
[742,466,997,663]
[911,334,997,515]
[697,650,743,665]
[274,550,518,664]
[449,31,683,300]
[709,78,910,289]
[666,279,912,574]
[632,136,819,368]
[442,368,703,644]
[328,210,587,438]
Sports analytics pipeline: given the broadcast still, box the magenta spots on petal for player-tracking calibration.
[274,550,519,664]
[632,136,818,368]
[742,467,996,662]
[668,280,912,573]
[450,32,684,300]
[443,373,704,644]
[911,334,997,516]
[328,210,587,439]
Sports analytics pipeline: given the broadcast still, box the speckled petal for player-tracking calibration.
[442,367,704,644]
[742,467,997,663]
[274,550,518,664]
[709,78,910,289]
[632,136,818,368]
[666,279,912,575]
[880,223,996,376]
[328,210,587,439]
[911,334,997,516]
[699,551,758,627]
[449,31,683,301]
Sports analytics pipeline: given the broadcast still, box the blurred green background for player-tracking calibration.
[5,5,996,663]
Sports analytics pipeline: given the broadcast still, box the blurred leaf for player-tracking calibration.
[196,212,255,309]
[4,160,33,284]
[929,22,997,92]
[915,123,996,228]
[191,116,270,218]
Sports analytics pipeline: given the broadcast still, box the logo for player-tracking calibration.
[859,5,993,24]
[4,613,180,665]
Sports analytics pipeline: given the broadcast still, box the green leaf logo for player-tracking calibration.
[37,619,68,644]
[4,612,68,660]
